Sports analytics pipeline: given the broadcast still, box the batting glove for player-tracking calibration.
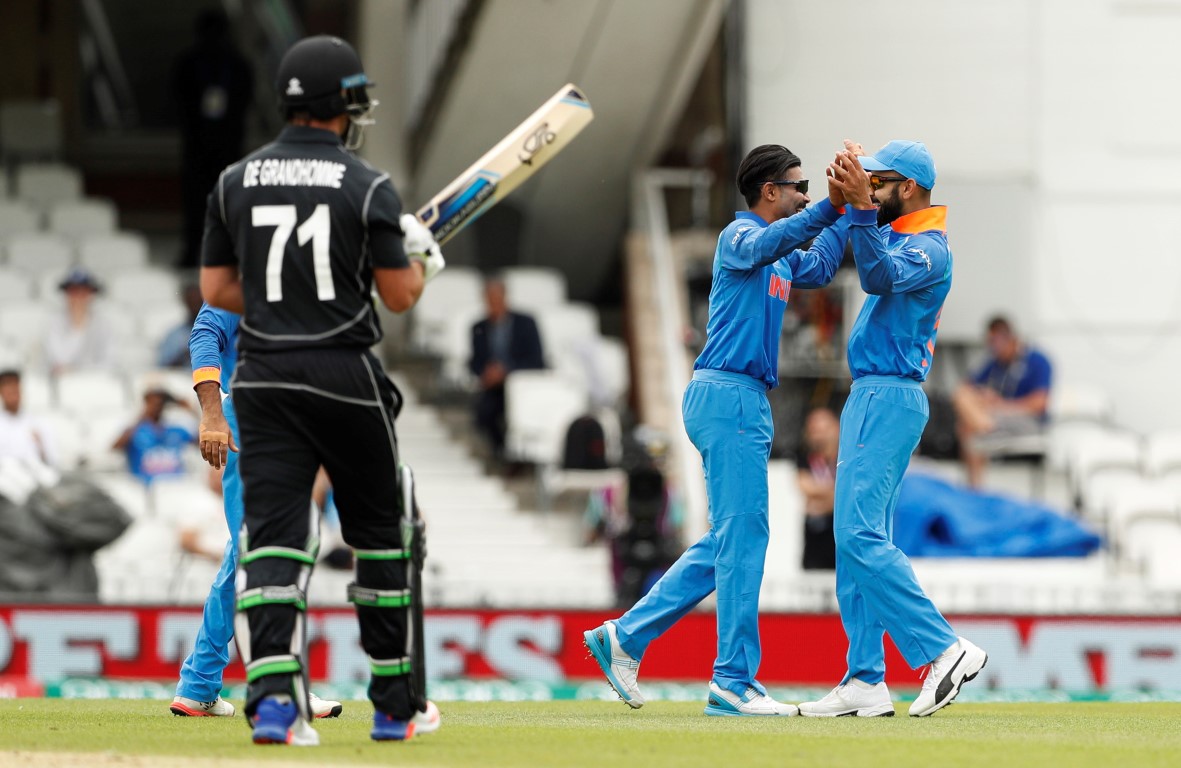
[400,213,446,282]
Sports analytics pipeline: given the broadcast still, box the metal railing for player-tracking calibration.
[631,169,714,542]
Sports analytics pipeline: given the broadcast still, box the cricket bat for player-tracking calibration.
[415,83,593,245]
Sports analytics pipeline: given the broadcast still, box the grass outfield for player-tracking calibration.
[1,699,1180,768]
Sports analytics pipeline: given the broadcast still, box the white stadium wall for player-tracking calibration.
[744,0,1181,433]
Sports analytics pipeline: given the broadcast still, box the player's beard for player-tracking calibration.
[876,191,903,227]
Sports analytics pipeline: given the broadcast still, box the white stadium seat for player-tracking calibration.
[1144,431,1181,477]
[55,369,130,415]
[77,231,150,276]
[0,301,51,341]
[15,162,82,208]
[82,412,134,471]
[439,308,484,388]
[39,410,85,470]
[504,369,588,465]
[1066,429,1143,512]
[535,303,599,366]
[107,269,182,307]
[1105,478,1178,553]
[553,334,630,408]
[0,200,41,241]
[502,266,567,312]
[132,368,197,402]
[0,268,34,301]
[411,266,483,354]
[99,302,138,344]
[139,303,190,350]
[47,198,118,239]
[1123,517,1181,588]
[5,233,73,275]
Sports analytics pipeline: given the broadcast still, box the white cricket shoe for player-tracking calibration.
[170,695,236,717]
[412,700,442,734]
[309,692,343,719]
[799,678,895,717]
[583,621,644,708]
[909,636,988,717]
[704,681,798,717]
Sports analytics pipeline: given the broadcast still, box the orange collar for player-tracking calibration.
[891,206,947,235]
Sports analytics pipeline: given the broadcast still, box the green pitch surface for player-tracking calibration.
[2,699,1180,768]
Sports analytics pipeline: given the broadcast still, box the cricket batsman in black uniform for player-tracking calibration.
[199,35,445,746]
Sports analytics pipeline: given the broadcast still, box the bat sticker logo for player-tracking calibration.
[519,122,557,166]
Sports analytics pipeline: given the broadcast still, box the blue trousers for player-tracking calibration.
[615,370,772,697]
[176,396,243,702]
[834,376,957,684]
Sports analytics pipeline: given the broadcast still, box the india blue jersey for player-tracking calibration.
[845,206,951,381]
[694,199,846,389]
[189,303,240,389]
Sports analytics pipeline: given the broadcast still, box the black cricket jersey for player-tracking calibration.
[201,125,408,353]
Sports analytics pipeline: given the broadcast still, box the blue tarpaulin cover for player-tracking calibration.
[893,472,1103,557]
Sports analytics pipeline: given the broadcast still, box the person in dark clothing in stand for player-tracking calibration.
[174,9,253,268]
[468,276,545,460]
[797,406,839,570]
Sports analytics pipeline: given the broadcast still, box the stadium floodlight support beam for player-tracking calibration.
[632,168,713,543]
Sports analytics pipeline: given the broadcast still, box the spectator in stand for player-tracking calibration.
[173,9,253,269]
[0,369,57,467]
[797,406,839,570]
[468,275,545,461]
[112,387,196,484]
[44,268,115,376]
[157,284,206,369]
[953,315,1053,488]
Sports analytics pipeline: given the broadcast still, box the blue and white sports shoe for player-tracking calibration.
[704,681,798,717]
[251,696,319,746]
[372,711,415,741]
[583,621,644,708]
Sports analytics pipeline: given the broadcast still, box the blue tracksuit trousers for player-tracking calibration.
[834,376,957,684]
[176,397,242,701]
[615,370,772,697]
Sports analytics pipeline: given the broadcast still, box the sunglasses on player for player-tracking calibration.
[768,179,809,195]
[868,175,909,191]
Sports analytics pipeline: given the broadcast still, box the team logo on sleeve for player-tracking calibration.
[731,226,753,246]
[905,246,932,271]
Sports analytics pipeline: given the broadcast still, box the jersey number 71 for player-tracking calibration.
[252,204,334,302]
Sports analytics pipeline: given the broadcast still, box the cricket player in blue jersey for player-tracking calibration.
[170,304,442,731]
[799,141,987,719]
[168,304,348,721]
[585,144,849,716]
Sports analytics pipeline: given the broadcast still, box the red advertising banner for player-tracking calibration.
[2,606,1181,691]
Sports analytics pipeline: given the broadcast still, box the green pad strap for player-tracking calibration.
[246,655,301,683]
[347,583,411,608]
[354,548,410,561]
[370,656,412,677]
[237,585,307,612]
[240,546,316,566]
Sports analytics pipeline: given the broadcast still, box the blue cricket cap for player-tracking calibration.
[858,140,936,190]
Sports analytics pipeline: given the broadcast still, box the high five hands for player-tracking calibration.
[827,139,874,211]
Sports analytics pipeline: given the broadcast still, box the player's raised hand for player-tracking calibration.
[400,213,446,282]
[831,151,874,210]
[199,412,238,470]
[843,139,866,157]
[826,160,846,208]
